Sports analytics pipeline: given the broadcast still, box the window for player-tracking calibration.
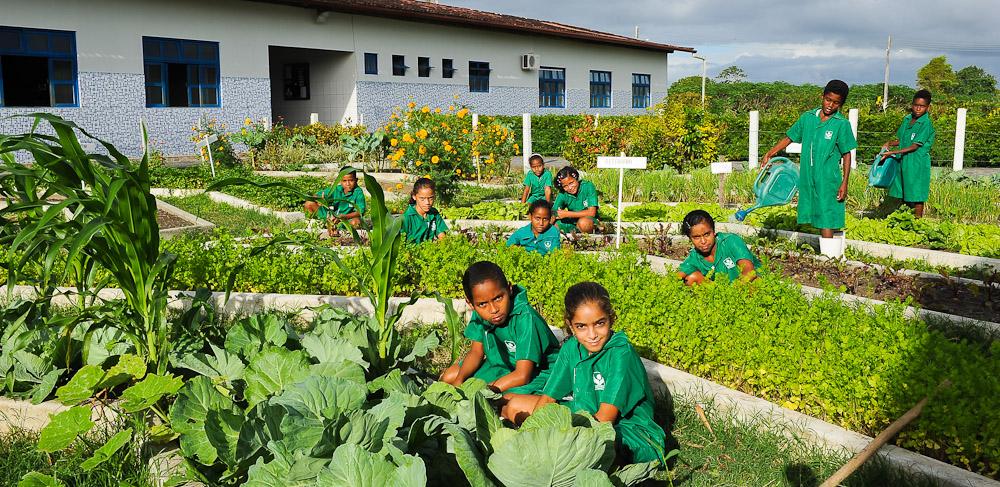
[283,63,309,100]
[0,26,78,107]
[538,67,565,108]
[392,55,406,76]
[468,61,490,92]
[418,57,430,77]
[143,37,219,108]
[442,58,454,78]
[590,70,611,108]
[364,53,377,75]
[632,73,651,108]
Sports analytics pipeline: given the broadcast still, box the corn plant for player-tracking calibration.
[0,113,176,375]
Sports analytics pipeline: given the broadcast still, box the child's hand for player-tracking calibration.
[837,183,848,202]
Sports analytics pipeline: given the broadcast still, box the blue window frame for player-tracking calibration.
[468,61,490,92]
[0,26,78,107]
[364,53,377,75]
[142,36,220,108]
[632,73,651,108]
[538,67,565,108]
[590,70,611,108]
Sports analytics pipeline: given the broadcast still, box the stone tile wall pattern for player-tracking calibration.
[0,72,271,158]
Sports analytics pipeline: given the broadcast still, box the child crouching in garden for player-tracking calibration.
[506,199,561,256]
[303,170,366,233]
[440,261,561,398]
[553,166,599,234]
[401,177,448,243]
[677,209,759,285]
[501,282,668,465]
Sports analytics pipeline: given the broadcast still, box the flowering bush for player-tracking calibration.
[191,116,237,167]
[383,101,518,201]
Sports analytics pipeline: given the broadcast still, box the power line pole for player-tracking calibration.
[882,35,891,112]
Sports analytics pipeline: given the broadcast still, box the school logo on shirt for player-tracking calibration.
[824,130,833,140]
[543,241,552,249]
[592,372,606,391]
[911,133,916,141]
[429,221,437,232]
[723,257,736,269]
[504,340,516,353]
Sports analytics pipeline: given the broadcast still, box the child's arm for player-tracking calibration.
[736,260,758,282]
[594,403,620,423]
[836,152,852,202]
[881,138,900,150]
[556,206,597,219]
[544,186,552,202]
[883,142,922,158]
[681,271,706,286]
[489,359,535,392]
[533,394,557,411]
[443,342,485,386]
[520,185,530,204]
[761,136,792,166]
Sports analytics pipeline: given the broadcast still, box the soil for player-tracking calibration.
[631,234,1000,323]
[157,209,193,230]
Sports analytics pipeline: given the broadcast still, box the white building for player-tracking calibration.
[0,0,694,156]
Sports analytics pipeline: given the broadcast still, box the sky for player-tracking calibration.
[450,0,1000,87]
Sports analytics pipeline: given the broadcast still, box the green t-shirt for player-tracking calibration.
[678,232,760,282]
[463,285,560,391]
[400,205,448,244]
[786,108,858,229]
[505,223,561,256]
[523,170,554,203]
[553,180,599,213]
[541,331,665,464]
[317,185,366,219]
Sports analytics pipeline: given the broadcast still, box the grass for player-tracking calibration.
[0,423,152,487]
[161,194,287,233]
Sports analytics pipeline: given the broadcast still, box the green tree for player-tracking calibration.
[916,56,957,95]
[954,65,998,96]
[716,65,748,83]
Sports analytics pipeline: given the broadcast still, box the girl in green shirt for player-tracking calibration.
[677,210,759,285]
[400,177,448,244]
[553,166,599,234]
[440,261,560,400]
[881,89,935,217]
[503,282,668,465]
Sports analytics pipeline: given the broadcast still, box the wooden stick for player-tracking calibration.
[695,403,715,439]
[819,380,951,487]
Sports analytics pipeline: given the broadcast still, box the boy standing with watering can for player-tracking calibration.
[761,80,857,257]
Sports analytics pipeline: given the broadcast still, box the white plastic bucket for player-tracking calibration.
[819,236,844,258]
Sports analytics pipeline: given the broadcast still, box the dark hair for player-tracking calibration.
[342,169,358,179]
[564,281,616,326]
[462,261,510,301]
[554,166,580,191]
[681,209,715,236]
[409,177,435,206]
[529,153,545,165]
[528,199,552,216]
[913,89,932,104]
[823,79,850,102]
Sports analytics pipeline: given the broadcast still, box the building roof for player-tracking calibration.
[249,0,696,53]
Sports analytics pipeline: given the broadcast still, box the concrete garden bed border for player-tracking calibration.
[1,285,994,486]
[155,198,215,239]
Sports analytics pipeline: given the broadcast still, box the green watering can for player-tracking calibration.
[868,148,899,189]
[734,157,799,221]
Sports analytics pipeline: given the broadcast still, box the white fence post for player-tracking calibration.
[748,110,759,169]
[594,113,599,128]
[848,108,859,169]
[310,113,319,125]
[953,108,967,172]
[472,113,480,181]
[522,113,532,173]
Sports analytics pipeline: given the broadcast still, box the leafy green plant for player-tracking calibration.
[341,130,386,172]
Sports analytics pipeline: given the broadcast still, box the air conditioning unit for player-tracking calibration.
[521,53,538,70]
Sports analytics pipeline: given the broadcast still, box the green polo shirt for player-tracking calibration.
[523,170,554,203]
[786,108,857,229]
[553,180,599,232]
[506,223,561,256]
[400,205,448,244]
[463,285,560,395]
[541,331,666,464]
[317,185,366,219]
[889,113,934,203]
[678,232,760,282]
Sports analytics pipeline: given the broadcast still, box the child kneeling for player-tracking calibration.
[440,261,560,397]
[503,282,667,465]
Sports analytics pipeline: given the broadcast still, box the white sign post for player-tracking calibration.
[711,161,733,207]
[197,133,220,177]
[597,153,647,249]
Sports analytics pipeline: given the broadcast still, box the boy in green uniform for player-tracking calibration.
[881,89,935,217]
[762,80,857,248]
[440,261,560,399]
[553,166,599,234]
[506,200,561,256]
[304,170,366,229]
[677,210,760,285]
[504,282,668,464]
[400,177,448,244]
[520,153,553,204]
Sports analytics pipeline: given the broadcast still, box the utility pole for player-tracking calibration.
[692,54,707,109]
[882,35,891,112]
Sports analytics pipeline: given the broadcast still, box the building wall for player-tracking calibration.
[269,47,358,127]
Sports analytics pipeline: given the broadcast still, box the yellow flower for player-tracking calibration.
[421,106,430,113]
[431,155,440,164]
[416,129,428,139]
[390,138,399,147]
[415,161,423,167]
[462,129,469,134]
[408,101,416,109]
[434,107,441,114]
[457,108,468,118]
[444,144,452,152]
[395,183,404,190]
[472,150,480,157]
[402,133,415,143]
[418,145,427,155]
[455,168,462,175]
[424,174,431,179]
[244,118,252,126]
